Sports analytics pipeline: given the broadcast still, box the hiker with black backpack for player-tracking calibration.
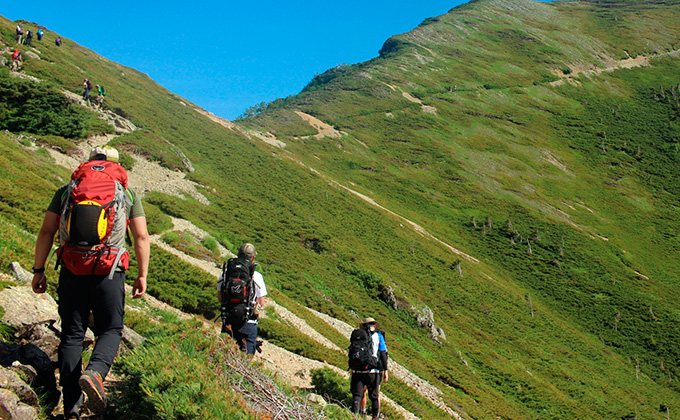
[348,317,388,420]
[217,243,267,355]
[32,146,150,419]
[24,29,33,47]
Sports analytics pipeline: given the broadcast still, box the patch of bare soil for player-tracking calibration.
[551,49,680,86]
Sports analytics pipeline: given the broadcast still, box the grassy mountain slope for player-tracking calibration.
[2,0,680,418]
[239,0,680,418]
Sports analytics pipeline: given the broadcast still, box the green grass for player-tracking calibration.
[114,306,331,420]
[161,230,220,263]
[2,2,680,419]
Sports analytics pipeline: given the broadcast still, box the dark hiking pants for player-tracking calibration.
[351,372,382,418]
[230,321,258,355]
[57,268,125,411]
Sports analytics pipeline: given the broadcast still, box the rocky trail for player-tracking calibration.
[22,98,468,418]
[3,73,465,418]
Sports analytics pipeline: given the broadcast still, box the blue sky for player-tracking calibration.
[2,1,471,120]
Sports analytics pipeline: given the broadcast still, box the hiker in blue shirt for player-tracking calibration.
[350,317,388,420]
[37,29,44,41]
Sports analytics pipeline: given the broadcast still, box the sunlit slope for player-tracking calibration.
[237,0,680,418]
[2,1,680,418]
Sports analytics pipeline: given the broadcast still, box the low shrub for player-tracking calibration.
[310,367,352,406]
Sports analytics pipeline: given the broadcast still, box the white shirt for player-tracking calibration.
[251,271,267,299]
[368,331,381,373]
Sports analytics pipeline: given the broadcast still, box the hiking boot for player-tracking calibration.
[79,370,106,414]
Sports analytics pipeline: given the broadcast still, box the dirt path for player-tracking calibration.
[38,93,465,419]
[308,309,465,420]
[551,49,680,86]
[294,111,348,139]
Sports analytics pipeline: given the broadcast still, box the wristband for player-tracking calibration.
[32,267,45,274]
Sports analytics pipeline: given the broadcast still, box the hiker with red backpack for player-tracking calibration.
[10,49,22,72]
[217,243,267,355]
[32,146,150,419]
[348,317,389,420]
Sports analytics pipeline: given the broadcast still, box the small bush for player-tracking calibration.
[202,236,219,254]
[310,367,352,406]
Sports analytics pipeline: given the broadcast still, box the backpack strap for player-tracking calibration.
[107,246,126,280]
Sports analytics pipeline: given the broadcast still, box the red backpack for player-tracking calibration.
[57,160,132,278]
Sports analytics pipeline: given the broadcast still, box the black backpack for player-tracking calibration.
[220,257,255,327]
[348,328,379,371]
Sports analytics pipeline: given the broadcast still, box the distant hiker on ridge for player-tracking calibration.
[37,29,44,41]
[24,29,33,47]
[15,24,23,44]
[95,85,106,109]
[83,78,92,101]
[348,317,388,420]
[55,37,62,46]
[32,146,150,419]
[217,243,267,355]
[11,49,22,72]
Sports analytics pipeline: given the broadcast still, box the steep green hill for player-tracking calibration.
[2,0,680,418]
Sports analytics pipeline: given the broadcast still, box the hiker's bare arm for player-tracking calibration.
[257,297,266,308]
[130,216,150,298]
[32,211,59,294]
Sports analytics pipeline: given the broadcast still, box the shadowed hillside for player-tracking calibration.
[2,0,680,418]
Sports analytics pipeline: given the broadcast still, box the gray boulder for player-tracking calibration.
[0,366,38,406]
[23,51,40,60]
[0,389,38,420]
[9,263,31,285]
[0,285,58,328]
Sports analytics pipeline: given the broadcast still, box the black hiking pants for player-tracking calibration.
[351,372,382,418]
[57,268,125,411]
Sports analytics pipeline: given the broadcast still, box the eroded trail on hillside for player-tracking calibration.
[551,48,680,86]
[31,85,466,419]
